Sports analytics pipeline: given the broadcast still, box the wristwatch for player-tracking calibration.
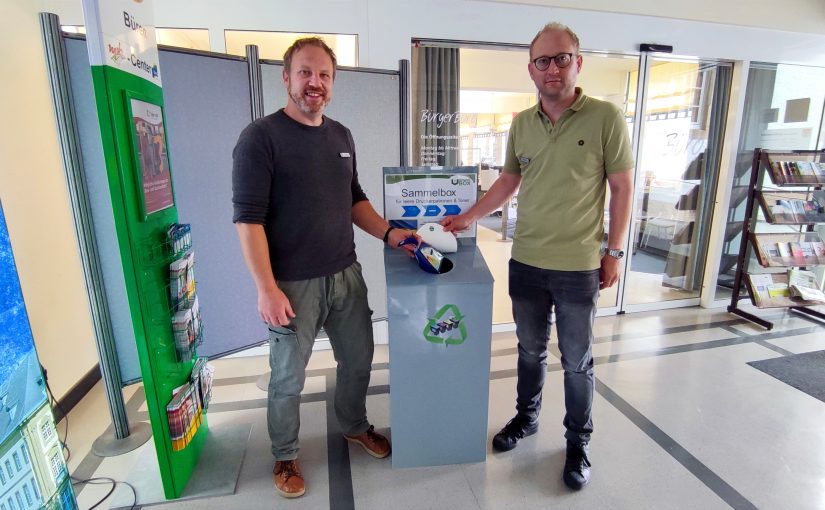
[605,248,625,260]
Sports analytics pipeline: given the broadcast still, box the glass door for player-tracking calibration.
[623,57,732,309]
[576,52,641,313]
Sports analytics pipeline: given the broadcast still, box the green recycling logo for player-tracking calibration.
[423,304,467,345]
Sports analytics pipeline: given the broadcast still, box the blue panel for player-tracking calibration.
[0,202,48,445]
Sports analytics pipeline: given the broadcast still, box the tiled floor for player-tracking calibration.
[66,306,825,509]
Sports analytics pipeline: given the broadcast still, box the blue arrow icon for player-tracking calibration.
[402,206,421,217]
[443,205,461,216]
[424,205,441,216]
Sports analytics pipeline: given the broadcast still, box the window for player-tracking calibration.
[7,497,14,510]
[49,454,64,479]
[156,28,210,51]
[28,480,39,502]
[21,486,31,507]
[40,422,54,442]
[225,30,358,66]
[0,466,5,484]
[4,461,12,479]
[12,495,21,510]
[19,447,28,466]
[12,453,20,472]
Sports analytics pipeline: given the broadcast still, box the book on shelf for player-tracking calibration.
[766,157,825,185]
[750,232,825,267]
[788,268,825,304]
[745,272,824,308]
[757,191,825,224]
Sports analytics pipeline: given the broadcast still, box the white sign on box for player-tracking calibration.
[384,171,477,238]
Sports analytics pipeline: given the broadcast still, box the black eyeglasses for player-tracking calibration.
[531,53,575,71]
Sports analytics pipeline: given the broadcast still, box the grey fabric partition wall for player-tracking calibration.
[65,37,141,383]
[261,62,401,321]
[65,37,402,370]
[158,49,256,358]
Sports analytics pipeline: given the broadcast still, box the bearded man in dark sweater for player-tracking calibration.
[232,37,414,499]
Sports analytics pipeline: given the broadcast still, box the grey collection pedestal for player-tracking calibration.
[384,241,494,468]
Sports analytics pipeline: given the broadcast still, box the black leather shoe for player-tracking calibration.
[492,415,538,452]
[562,442,591,490]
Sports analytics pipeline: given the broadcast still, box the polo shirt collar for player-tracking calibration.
[533,87,588,122]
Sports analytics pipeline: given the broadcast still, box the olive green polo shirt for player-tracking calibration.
[503,88,634,271]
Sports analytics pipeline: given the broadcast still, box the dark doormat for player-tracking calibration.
[748,350,825,403]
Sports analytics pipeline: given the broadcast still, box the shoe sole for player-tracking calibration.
[491,426,538,452]
[275,485,306,498]
[343,435,391,459]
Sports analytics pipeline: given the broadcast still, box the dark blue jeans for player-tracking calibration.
[509,259,599,445]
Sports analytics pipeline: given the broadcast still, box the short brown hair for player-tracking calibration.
[529,22,580,59]
[283,37,338,77]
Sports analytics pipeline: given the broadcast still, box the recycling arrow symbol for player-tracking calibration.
[423,304,467,346]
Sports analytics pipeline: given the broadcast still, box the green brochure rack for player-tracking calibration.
[82,0,206,498]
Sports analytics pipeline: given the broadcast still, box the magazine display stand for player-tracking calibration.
[727,148,825,329]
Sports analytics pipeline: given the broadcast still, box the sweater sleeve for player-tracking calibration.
[232,122,273,224]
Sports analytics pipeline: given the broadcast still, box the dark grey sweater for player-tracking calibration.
[232,109,368,281]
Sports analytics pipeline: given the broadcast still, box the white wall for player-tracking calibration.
[488,0,825,37]
[1,0,98,400]
[43,0,825,68]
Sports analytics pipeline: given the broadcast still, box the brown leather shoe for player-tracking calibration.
[343,425,391,459]
[273,459,305,498]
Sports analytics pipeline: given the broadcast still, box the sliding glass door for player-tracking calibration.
[410,41,733,321]
[623,57,732,309]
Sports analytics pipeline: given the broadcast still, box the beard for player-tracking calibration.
[288,81,331,115]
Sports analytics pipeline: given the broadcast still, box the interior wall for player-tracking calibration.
[1,0,98,400]
[42,0,825,68]
[484,0,825,37]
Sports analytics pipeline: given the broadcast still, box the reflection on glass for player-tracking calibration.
[715,63,825,301]
[627,60,731,305]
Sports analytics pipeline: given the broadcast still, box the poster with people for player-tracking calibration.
[130,98,174,216]
[0,202,77,509]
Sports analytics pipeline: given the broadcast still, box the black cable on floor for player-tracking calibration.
[71,476,137,510]
[44,366,138,509]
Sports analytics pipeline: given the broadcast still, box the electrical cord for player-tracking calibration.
[42,367,71,462]
[42,366,138,509]
[71,476,137,510]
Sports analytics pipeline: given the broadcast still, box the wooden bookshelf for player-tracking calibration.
[728,148,825,330]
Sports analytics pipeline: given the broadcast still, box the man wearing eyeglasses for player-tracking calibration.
[442,22,634,490]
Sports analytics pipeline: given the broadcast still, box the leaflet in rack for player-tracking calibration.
[750,232,825,268]
[168,223,203,363]
[757,191,825,224]
[166,357,214,452]
[766,158,825,186]
[745,271,825,309]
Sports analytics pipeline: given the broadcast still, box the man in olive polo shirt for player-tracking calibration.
[442,22,633,490]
